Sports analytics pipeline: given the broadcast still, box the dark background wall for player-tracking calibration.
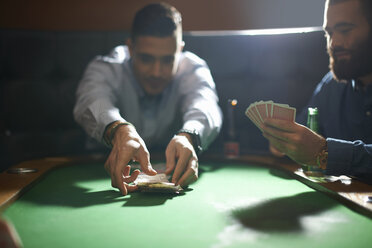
[0,0,325,31]
[0,0,330,169]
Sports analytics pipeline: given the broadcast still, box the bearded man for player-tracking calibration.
[261,0,372,182]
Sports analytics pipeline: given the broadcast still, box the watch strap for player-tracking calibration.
[103,121,134,148]
[176,129,203,155]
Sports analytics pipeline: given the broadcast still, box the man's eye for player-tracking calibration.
[162,56,174,64]
[139,55,154,64]
[335,25,354,35]
[339,28,352,34]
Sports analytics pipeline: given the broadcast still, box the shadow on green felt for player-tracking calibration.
[16,163,189,208]
[123,191,185,207]
[231,191,337,233]
[18,183,188,208]
[16,161,292,208]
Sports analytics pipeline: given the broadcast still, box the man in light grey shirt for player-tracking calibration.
[74,3,222,195]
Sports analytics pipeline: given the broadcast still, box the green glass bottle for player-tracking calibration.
[307,107,319,133]
[304,107,323,175]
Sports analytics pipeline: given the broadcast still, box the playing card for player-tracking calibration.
[271,104,296,121]
[250,104,263,125]
[134,170,183,194]
[135,173,169,184]
[137,182,183,193]
[245,101,296,130]
[255,101,268,121]
[245,107,262,130]
[265,101,273,118]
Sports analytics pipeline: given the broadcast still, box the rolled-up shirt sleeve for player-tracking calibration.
[326,138,372,181]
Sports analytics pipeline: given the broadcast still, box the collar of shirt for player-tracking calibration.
[352,79,372,91]
[352,79,360,92]
[352,79,372,107]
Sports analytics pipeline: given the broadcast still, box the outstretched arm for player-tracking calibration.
[165,57,223,187]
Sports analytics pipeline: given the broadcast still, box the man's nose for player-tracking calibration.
[329,33,344,50]
[150,61,161,77]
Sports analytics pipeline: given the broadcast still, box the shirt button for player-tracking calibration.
[367,111,371,116]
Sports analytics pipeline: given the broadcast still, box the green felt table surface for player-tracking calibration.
[3,161,372,248]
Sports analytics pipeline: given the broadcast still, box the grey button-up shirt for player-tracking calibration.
[74,46,223,150]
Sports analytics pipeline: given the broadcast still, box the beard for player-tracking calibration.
[328,34,372,81]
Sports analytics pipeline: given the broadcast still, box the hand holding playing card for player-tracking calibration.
[246,101,325,165]
[269,143,286,157]
[245,101,296,129]
[261,117,326,166]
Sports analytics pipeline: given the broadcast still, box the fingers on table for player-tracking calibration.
[173,150,199,186]
[124,167,140,193]
[165,146,176,175]
[110,149,136,195]
[171,150,190,184]
[134,144,157,176]
[178,159,198,187]
[105,140,153,195]
[115,166,141,196]
[114,163,128,195]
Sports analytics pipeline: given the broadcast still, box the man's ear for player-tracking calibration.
[180,40,185,51]
[126,38,134,57]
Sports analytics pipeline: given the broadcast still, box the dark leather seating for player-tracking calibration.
[0,29,329,169]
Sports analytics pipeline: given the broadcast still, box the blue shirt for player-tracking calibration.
[298,72,372,183]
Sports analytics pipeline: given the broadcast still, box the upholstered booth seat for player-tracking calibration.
[0,28,329,170]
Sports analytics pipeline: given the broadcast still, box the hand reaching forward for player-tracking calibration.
[104,124,157,195]
[261,118,326,166]
[165,134,199,187]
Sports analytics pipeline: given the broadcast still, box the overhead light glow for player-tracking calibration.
[186,26,323,37]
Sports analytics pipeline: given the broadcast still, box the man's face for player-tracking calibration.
[323,0,372,81]
[128,34,184,96]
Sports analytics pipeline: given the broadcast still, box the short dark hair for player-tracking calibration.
[131,2,182,41]
[326,0,372,28]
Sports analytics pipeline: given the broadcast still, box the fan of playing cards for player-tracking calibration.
[245,100,296,130]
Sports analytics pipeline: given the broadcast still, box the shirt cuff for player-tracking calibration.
[96,110,125,145]
[182,120,205,148]
[326,138,353,176]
